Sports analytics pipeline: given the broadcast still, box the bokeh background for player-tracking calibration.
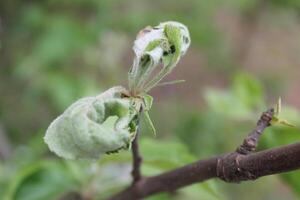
[1,0,300,199]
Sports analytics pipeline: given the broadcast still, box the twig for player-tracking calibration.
[217,108,274,182]
[236,108,274,154]
[108,109,300,200]
[131,114,143,184]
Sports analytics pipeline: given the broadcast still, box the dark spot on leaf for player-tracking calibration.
[141,55,150,67]
[183,36,189,44]
[170,45,176,53]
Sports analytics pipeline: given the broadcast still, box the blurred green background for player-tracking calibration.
[1,0,300,199]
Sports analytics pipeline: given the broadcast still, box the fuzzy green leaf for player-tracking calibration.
[44,86,139,160]
[128,21,190,93]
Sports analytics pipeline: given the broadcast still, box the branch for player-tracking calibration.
[109,142,300,200]
[108,109,300,200]
[237,108,273,154]
[131,127,142,183]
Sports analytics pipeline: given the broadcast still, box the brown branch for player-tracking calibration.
[131,127,142,184]
[107,108,300,200]
[109,142,300,200]
[236,108,274,154]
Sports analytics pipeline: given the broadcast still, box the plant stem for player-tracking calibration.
[236,108,274,154]
[131,116,143,184]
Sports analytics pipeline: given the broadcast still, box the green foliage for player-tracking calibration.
[0,138,85,200]
[204,72,265,120]
[140,138,195,171]
[4,161,77,200]
[271,0,300,11]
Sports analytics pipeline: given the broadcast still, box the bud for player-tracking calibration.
[128,21,190,93]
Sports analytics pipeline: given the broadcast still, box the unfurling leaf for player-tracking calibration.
[44,86,139,160]
[271,117,296,127]
[128,21,190,94]
[271,97,296,128]
[274,97,281,117]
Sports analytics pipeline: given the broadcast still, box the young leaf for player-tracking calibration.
[274,97,281,117]
[155,79,185,87]
[142,94,153,111]
[144,22,190,92]
[128,21,190,94]
[271,117,296,127]
[271,98,296,128]
[143,111,157,136]
[44,86,140,160]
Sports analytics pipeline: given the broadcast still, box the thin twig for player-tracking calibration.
[131,115,143,184]
[236,108,274,154]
